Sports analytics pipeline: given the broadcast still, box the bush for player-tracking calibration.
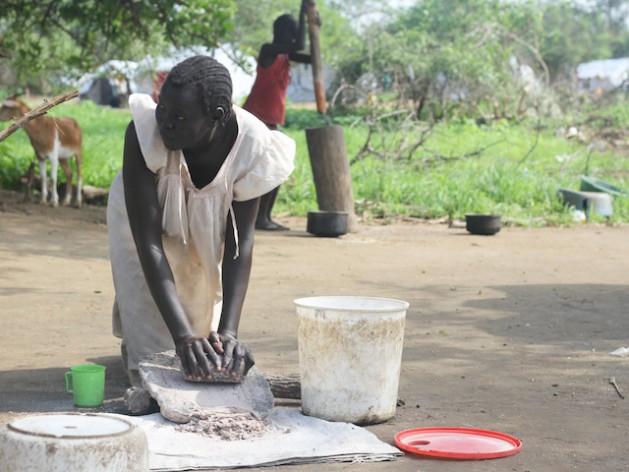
[2,98,628,225]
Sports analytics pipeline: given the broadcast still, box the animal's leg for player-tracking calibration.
[59,158,73,206]
[47,129,62,207]
[24,162,35,202]
[75,151,83,208]
[38,159,48,205]
[48,154,59,207]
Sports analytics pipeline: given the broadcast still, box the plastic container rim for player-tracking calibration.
[294,295,409,312]
[7,413,134,440]
[394,426,523,460]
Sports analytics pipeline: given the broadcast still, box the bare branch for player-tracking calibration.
[497,26,550,86]
[0,90,79,143]
[403,121,437,160]
[517,105,542,166]
[351,125,376,165]
[420,138,506,166]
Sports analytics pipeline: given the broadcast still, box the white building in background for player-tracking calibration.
[78,45,327,107]
[576,57,629,93]
[129,45,257,104]
[78,46,256,106]
[77,60,139,107]
[286,63,336,104]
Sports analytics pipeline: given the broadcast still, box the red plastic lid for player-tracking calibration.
[395,427,522,460]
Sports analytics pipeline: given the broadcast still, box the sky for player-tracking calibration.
[352,0,416,31]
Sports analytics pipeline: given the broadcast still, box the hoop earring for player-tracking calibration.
[212,106,225,122]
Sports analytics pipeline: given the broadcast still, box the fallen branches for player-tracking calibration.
[0,90,79,143]
[418,138,506,166]
[350,109,436,165]
[517,105,542,166]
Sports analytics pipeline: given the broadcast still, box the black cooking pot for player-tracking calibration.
[307,211,349,237]
[465,214,501,235]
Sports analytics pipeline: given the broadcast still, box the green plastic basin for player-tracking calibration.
[580,175,626,196]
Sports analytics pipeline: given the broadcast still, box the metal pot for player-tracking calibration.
[465,214,501,236]
[307,211,349,237]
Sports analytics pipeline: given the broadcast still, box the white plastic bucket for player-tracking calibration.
[0,413,149,472]
[294,296,409,424]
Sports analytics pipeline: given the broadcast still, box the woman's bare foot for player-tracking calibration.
[255,219,289,231]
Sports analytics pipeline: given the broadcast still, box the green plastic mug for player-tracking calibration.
[65,364,106,407]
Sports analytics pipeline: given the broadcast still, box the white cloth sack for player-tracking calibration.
[117,409,402,471]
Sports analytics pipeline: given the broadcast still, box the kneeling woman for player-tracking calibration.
[107,56,295,394]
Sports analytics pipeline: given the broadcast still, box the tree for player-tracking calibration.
[227,0,357,71]
[346,0,542,120]
[0,0,234,86]
[329,0,629,121]
[594,0,629,56]
[538,1,613,79]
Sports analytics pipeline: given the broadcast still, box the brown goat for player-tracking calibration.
[0,97,83,207]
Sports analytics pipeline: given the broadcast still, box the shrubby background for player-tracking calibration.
[2,0,629,224]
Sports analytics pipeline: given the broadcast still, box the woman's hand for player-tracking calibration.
[175,334,221,381]
[212,331,255,380]
[300,0,321,27]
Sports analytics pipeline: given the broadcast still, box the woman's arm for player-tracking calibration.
[258,0,311,66]
[216,197,259,376]
[122,121,219,379]
[288,0,311,63]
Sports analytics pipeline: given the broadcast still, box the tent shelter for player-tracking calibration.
[133,46,257,104]
[77,45,326,108]
[78,60,139,107]
[576,57,629,93]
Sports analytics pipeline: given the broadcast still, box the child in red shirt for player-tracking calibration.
[243,0,313,230]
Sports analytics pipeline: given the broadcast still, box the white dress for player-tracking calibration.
[107,94,295,385]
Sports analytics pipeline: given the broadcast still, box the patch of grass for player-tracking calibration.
[281,110,629,224]
[2,100,628,225]
[0,99,129,190]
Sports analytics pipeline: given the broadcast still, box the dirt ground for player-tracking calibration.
[1,187,628,472]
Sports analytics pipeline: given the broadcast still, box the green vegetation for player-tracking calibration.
[2,99,628,226]
[0,100,129,191]
[3,0,629,225]
[0,0,234,80]
[281,107,629,225]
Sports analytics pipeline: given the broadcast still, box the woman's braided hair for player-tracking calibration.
[166,55,233,121]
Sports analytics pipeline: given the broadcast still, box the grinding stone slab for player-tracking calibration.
[139,351,274,424]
